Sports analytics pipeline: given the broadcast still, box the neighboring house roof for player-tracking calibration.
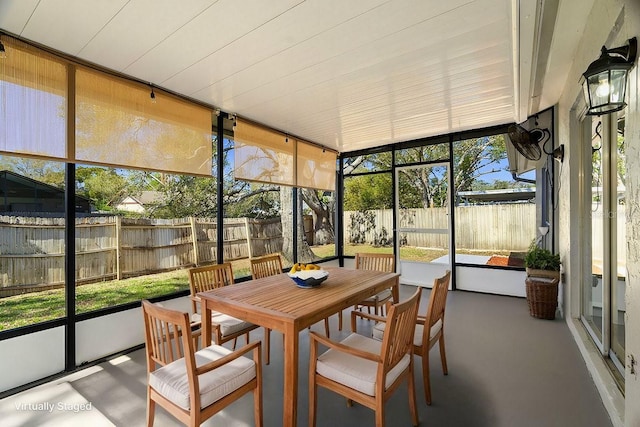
[0,170,92,212]
[137,191,163,205]
[457,188,535,203]
[115,191,163,212]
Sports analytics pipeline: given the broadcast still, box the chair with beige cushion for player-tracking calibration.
[141,300,263,427]
[338,252,395,330]
[309,288,421,427]
[353,270,451,405]
[188,263,269,363]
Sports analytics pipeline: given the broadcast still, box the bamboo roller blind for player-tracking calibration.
[234,118,336,191]
[0,37,68,159]
[0,35,213,176]
[75,67,212,175]
[233,118,295,186]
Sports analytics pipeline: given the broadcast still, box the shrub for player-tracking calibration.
[524,242,560,271]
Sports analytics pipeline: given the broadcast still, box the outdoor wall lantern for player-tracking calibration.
[582,37,637,116]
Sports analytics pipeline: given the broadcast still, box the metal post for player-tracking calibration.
[65,164,76,371]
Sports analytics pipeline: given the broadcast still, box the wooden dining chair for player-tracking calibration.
[249,253,283,279]
[354,270,452,405]
[188,263,268,362]
[250,253,331,360]
[338,252,395,330]
[248,253,282,365]
[309,288,421,427]
[141,300,263,427]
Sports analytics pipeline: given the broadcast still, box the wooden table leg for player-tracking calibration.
[391,276,400,303]
[282,322,299,427]
[202,302,212,347]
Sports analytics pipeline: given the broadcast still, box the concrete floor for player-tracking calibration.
[0,285,614,427]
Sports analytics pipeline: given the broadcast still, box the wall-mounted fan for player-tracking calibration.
[507,124,551,161]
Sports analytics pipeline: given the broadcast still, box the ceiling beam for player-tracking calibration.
[513,0,539,123]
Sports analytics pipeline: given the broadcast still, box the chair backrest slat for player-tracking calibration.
[379,288,421,372]
[188,263,235,313]
[143,300,194,368]
[250,253,283,279]
[355,252,395,273]
[426,270,451,329]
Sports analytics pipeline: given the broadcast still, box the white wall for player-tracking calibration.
[76,296,191,364]
[622,3,640,425]
[456,267,526,298]
[0,297,191,393]
[0,328,65,393]
[556,1,639,425]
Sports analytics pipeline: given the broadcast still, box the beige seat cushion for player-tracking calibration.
[316,333,410,396]
[191,312,255,337]
[372,318,442,347]
[362,288,392,304]
[149,344,256,410]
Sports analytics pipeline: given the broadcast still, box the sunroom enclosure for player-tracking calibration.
[3,1,640,424]
[0,32,553,397]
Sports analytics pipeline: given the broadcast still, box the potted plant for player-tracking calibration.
[524,242,561,319]
[524,243,561,279]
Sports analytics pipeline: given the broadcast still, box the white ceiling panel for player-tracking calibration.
[124,0,304,84]
[0,0,40,34]
[78,0,215,71]
[20,0,129,55]
[218,1,511,112]
[210,0,486,107]
[0,0,586,154]
[164,0,389,96]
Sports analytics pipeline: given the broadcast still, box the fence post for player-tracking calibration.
[115,216,122,280]
[190,216,200,266]
[244,217,253,258]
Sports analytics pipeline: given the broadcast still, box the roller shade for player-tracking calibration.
[297,141,336,191]
[0,36,68,159]
[75,66,212,175]
[234,118,337,190]
[233,118,294,186]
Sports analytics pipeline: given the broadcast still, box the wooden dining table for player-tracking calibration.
[198,266,400,427]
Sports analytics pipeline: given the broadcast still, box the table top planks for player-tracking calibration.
[197,267,399,331]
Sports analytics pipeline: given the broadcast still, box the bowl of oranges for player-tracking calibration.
[287,263,328,288]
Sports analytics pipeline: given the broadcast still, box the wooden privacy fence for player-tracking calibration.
[0,215,283,296]
[345,204,537,251]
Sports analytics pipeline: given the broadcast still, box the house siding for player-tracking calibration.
[557,1,639,425]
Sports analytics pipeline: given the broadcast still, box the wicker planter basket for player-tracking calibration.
[525,268,560,280]
[525,277,559,320]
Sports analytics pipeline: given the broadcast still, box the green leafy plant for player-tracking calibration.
[524,241,561,271]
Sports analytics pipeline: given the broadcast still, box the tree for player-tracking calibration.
[301,189,335,245]
[343,173,392,210]
[76,166,146,212]
[149,174,217,218]
[0,156,65,187]
[344,135,510,210]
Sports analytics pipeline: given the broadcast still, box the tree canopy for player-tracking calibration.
[1,133,518,220]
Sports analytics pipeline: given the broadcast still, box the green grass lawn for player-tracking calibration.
[314,243,446,262]
[0,245,514,331]
[0,270,190,330]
